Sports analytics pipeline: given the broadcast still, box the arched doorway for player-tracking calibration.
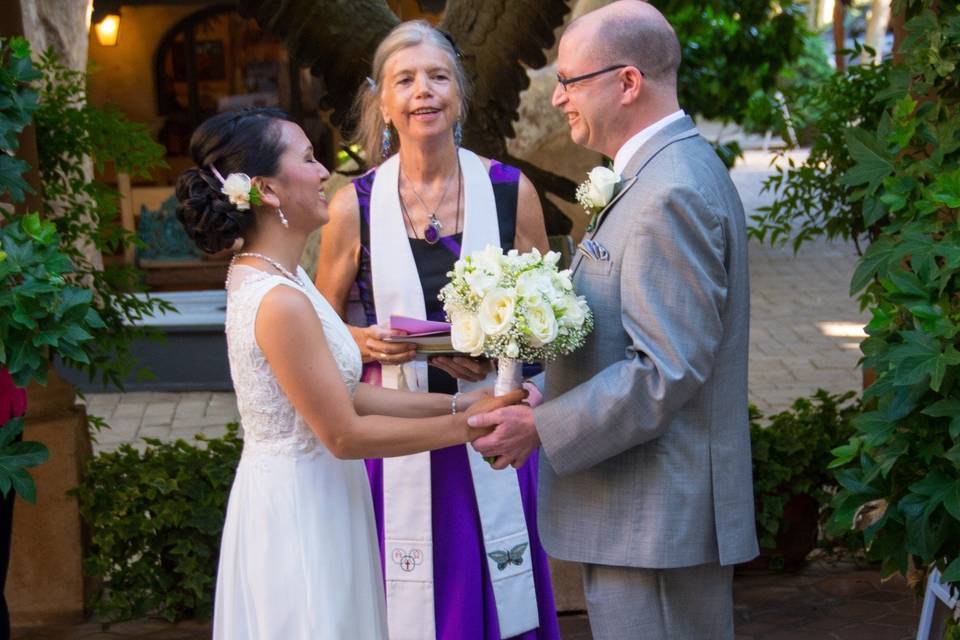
[154,5,333,170]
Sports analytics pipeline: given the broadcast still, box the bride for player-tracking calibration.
[175,108,523,639]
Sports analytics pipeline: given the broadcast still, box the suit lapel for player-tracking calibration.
[572,116,701,276]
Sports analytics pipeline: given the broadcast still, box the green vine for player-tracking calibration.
[827,3,960,588]
[28,50,173,388]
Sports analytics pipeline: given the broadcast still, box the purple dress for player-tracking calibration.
[354,161,560,640]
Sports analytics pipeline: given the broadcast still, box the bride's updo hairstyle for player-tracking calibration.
[175,108,292,254]
[354,20,471,165]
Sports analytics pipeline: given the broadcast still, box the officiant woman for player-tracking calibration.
[314,19,558,640]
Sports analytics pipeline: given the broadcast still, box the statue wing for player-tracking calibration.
[237,0,400,127]
[440,0,571,157]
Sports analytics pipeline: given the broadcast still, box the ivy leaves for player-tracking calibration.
[0,417,48,504]
[0,213,104,388]
[828,2,960,588]
[73,426,244,621]
[0,36,40,203]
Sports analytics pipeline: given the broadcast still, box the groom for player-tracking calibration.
[468,1,758,638]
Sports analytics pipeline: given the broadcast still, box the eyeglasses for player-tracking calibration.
[556,64,643,91]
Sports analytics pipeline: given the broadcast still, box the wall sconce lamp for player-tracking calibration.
[92,1,122,47]
[94,14,120,46]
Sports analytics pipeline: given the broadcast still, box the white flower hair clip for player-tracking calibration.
[210,165,263,211]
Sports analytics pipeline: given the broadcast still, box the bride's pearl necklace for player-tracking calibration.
[228,252,304,287]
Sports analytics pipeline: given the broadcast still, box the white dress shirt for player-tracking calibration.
[612,110,686,176]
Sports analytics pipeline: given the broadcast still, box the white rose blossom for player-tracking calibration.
[478,288,516,336]
[438,244,594,364]
[450,313,485,356]
[576,166,620,211]
[526,301,558,347]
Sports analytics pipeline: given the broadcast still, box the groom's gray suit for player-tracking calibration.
[533,116,758,637]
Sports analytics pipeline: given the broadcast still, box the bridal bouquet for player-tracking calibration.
[439,245,593,396]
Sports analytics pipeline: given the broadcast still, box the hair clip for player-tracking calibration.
[438,30,463,59]
[366,76,377,91]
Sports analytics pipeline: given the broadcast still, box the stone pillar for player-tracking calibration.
[8,370,92,626]
[19,0,91,71]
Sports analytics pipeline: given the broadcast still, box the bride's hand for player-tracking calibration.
[456,387,493,412]
[350,325,417,365]
[461,388,528,440]
[429,356,494,382]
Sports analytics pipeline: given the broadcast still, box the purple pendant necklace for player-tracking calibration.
[400,160,460,244]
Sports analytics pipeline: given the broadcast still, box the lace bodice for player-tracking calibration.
[225,265,362,456]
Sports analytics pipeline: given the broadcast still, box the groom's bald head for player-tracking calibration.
[566,0,681,87]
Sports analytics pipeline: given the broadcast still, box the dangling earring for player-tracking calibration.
[381,124,392,161]
[277,208,289,229]
[453,121,463,148]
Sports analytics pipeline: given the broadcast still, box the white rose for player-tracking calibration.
[544,250,561,267]
[560,295,586,327]
[526,301,558,347]
[585,166,620,208]
[506,340,520,358]
[451,313,486,356]
[478,288,516,336]
[221,173,253,211]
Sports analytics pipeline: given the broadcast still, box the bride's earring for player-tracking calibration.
[277,208,289,228]
[454,121,462,148]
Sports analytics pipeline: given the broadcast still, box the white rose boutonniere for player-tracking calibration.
[575,166,621,232]
[220,172,263,211]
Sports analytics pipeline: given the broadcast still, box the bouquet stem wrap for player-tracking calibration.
[494,358,523,397]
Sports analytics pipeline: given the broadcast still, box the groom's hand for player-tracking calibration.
[468,405,540,470]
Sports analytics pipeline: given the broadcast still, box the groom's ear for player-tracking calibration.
[619,67,644,105]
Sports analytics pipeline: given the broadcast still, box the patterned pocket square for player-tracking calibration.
[577,239,610,261]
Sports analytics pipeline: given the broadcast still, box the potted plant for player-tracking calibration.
[750,390,859,570]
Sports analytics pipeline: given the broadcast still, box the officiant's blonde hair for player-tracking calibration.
[354,20,471,165]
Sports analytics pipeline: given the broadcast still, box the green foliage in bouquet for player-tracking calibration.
[751,391,859,557]
[23,49,173,387]
[826,2,960,589]
[73,425,243,622]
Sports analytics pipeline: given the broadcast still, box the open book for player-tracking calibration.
[383,315,458,355]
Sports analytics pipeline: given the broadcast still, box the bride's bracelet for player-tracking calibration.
[451,392,462,415]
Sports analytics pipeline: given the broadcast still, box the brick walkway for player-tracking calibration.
[14,560,920,639]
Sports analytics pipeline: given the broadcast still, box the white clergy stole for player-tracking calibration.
[369,148,540,639]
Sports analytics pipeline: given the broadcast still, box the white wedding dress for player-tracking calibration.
[213,264,388,639]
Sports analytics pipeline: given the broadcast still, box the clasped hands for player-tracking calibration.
[462,381,543,471]
[360,324,541,470]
